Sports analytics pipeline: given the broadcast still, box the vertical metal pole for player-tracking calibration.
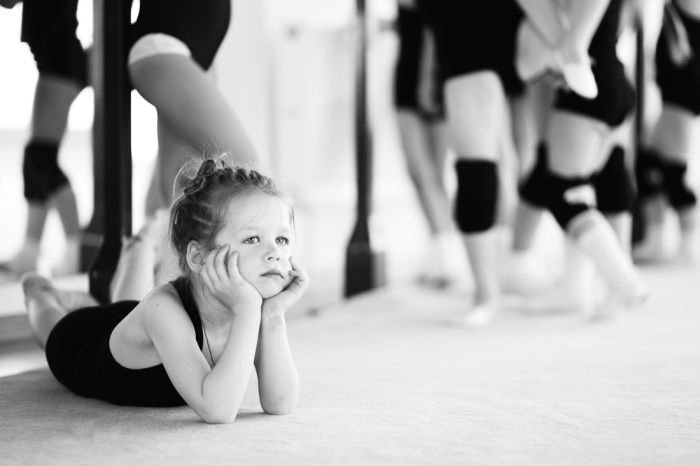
[632,11,646,245]
[344,0,386,297]
[88,0,132,303]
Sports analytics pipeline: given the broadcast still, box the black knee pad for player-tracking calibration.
[594,145,635,214]
[663,161,697,210]
[454,159,498,233]
[546,172,596,230]
[635,148,665,200]
[518,142,549,208]
[22,141,69,202]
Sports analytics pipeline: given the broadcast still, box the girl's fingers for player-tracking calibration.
[227,251,243,280]
[214,244,229,281]
[292,260,308,282]
[200,261,215,292]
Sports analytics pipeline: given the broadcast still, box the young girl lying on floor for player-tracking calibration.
[22,157,308,424]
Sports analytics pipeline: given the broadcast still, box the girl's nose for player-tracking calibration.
[265,244,280,262]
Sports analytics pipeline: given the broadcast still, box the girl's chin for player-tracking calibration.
[255,281,288,299]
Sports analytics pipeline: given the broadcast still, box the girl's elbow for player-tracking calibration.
[261,396,298,415]
[201,411,238,424]
[198,404,240,424]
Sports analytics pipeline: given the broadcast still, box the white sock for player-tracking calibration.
[572,212,647,306]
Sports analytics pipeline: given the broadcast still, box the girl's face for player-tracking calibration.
[214,192,294,299]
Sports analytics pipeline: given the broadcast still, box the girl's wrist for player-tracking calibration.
[260,310,286,328]
[230,305,262,320]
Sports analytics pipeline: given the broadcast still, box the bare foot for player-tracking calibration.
[21,272,97,311]
[21,273,60,307]
[21,273,68,348]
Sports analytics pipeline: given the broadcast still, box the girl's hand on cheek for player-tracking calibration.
[262,257,309,317]
[200,245,262,315]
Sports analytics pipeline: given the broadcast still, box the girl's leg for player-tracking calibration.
[144,161,165,217]
[444,72,506,324]
[547,111,646,308]
[109,216,163,302]
[22,273,68,348]
[50,184,82,275]
[597,121,636,252]
[129,55,259,205]
[3,75,82,275]
[649,105,698,260]
[503,82,554,293]
[396,113,453,236]
[397,111,457,286]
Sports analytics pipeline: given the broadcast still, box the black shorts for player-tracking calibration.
[656,4,700,115]
[416,0,524,96]
[394,6,444,119]
[129,0,231,72]
[554,56,635,127]
[20,0,88,88]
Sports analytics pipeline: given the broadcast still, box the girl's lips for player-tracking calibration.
[261,271,285,279]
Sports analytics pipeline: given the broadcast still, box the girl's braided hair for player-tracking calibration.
[169,155,287,275]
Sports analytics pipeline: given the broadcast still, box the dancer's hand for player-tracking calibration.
[262,258,309,318]
[200,245,262,315]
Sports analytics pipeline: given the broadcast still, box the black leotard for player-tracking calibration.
[129,0,231,72]
[656,1,700,115]
[394,5,444,119]
[45,277,203,407]
[553,0,635,127]
[416,0,525,96]
[21,0,87,88]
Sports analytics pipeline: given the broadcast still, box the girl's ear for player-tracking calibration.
[186,241,207,273]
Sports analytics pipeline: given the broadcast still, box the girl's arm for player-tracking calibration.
[254,258,308,414]
[517,0,611,51]
[254,312,299,415]
[516,0,567,45]
[145,247,264,423]
[142,288,261,424]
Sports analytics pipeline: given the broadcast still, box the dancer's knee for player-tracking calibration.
[635,148,666,200]
[454,159,498,233]
[663,161,697,210]
[518,142,549,208]
[546,172,596,230]
[594,145,635,214]
[23,141,69,202]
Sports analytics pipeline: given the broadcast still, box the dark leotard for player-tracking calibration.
[416,0,525,96]
[394,5,444,119]
[129,0,231,72]
[45,277,203,407]
[553,0,635,127]
[21,0,87,88]
[656,1,700,115]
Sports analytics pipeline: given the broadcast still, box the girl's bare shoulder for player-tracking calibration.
[136,283,191,329]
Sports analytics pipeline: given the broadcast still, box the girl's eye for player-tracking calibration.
[243,236,259,244]
[276,236,290,246]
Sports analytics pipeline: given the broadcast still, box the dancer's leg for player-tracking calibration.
[547,111,646,307]
[650,105,698,260]
[130,55,259,204]
[22,273,70,348]
[445,72,506,322]
[4,75,82,274]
